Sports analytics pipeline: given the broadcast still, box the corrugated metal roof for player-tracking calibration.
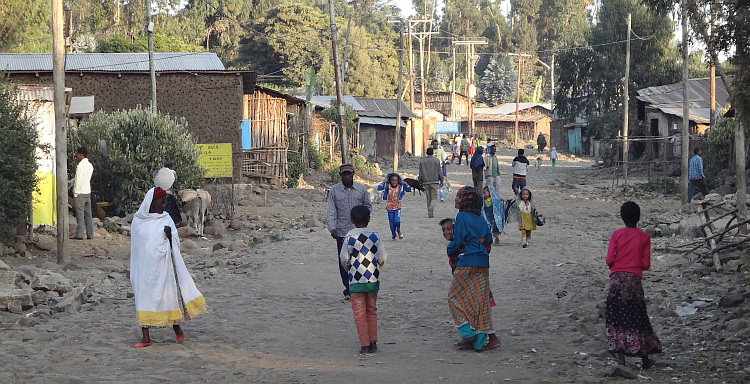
[473,113,548,123]
[309,95,365,111]
[0,52,225,72]
[359,116,407,128]
[354,97,416,119]
[491,103,552,115]
[636,77,731,109]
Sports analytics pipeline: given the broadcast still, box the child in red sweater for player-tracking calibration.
[605,201,661,369]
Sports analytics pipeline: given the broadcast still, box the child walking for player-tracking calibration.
[439,216,500,350]
[377,173,411,241]
[606,201,661,368]
[340,205,388,354]
[515,188,537,248]
[481,186,505,245]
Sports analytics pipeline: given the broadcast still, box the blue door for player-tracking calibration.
[568,128,582,155]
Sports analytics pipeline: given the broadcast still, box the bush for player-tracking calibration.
[0,81,41,242]
[640,177,678,195]
[506,133,515,145]
[307,142,326,171]
[68,108,205,214]
[351,154,373,175]
[286,150,307,188]
[705,117,735,187]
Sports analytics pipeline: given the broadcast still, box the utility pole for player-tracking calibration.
[328,0,348,163]
[623,13,632,186]
[387,19,407,171]
[453,39,487,137]
[410,20,434,154]
[709,6,716,130]
[680,0,690,204]
[146,1,156,112]
[52,0,69,263]
[507,52,531,145]
[550,55,555,109]
[394,27,405,172]
[342,13,352,84]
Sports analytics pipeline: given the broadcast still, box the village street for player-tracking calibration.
[1,147,748,383]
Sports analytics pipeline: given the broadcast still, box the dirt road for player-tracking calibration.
[1,147,747,383]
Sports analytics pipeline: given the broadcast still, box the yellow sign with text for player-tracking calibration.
[196,143,232,178]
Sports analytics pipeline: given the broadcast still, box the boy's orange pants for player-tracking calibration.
[351,291,378,347]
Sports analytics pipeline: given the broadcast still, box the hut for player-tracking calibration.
[242,86,307,185]
[353,97,416,158]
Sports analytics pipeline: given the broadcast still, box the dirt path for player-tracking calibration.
[1,147,747,383]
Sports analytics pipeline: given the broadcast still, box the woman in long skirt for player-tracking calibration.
[605,201,661,367]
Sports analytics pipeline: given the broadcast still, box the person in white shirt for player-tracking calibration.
[72,147,94,240]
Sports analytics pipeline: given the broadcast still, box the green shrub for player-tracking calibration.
[351,154,373,175]
[307,142,326,171]
[506,133,515,145]
[705,117,736,188]
[640,177,678,195]
[104,222,119,233]
[68,108,205,214]
[0,81,41,242]
[286,150,307,188]
[478,132,487,141]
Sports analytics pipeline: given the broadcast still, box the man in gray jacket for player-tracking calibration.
[418,148,444,218]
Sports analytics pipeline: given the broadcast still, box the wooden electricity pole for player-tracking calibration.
[52,0,69,263]
[453,39,487,138]
[328,0,348,163]
[507,52,531,145]
[147,1,156,112]
[623,13,632,186]
[680,0,690,204]
[388,19,406,172]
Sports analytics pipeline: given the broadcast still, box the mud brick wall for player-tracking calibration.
[10,71,245,180]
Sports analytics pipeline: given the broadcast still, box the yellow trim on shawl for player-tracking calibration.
[136,296,207,327]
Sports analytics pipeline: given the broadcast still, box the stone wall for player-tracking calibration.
[10,71,246,179]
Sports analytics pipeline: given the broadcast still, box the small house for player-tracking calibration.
[353,97,416,158]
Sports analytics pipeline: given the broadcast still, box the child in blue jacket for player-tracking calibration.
[377,173,411,241]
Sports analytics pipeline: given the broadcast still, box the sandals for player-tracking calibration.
[134,341,152,348]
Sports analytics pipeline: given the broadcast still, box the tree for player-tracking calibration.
[555,0,679,139]
[68,108,205,214]
[477,55,517,106]
[0,0,52,52]
[236,4,329,87]
[0,81,41,242]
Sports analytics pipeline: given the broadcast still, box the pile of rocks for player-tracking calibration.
[0,261,90,320]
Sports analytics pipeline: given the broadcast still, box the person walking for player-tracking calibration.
[511,149,529,195]
[340,205,388,354]
[605,201,661,368]
[536,133,547,153]
[484,145,501,192]
[688,148,710,202]
[459,135,470,165]
[376,173,411,241]
[549,147,558,167]
[469,146,485,190]
[130,187,207,348]
[327,164,372,300]
[432,139,448,201]
[419,148,443,218]
[71,147,94,240]
[447,186,500,352]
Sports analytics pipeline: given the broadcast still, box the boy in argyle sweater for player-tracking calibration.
[340,205,388,354]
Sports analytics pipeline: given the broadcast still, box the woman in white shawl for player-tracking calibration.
[130,187,207,348]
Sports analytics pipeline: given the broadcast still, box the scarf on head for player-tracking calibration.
[470,147,485,170]
[458,186,483,216]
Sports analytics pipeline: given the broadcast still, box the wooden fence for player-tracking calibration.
[244,90,289,184]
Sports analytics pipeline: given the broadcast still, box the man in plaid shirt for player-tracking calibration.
[688,148,709,202]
